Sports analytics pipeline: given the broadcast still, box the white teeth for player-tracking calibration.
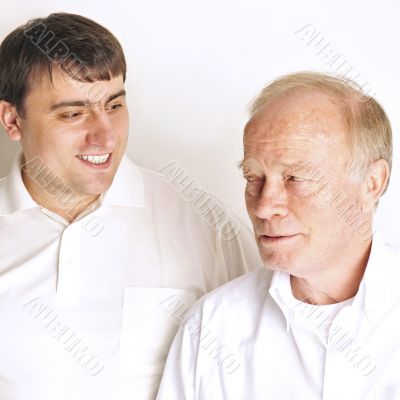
[78,154,110,164]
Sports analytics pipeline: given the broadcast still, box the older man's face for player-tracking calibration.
[243,91,367,277]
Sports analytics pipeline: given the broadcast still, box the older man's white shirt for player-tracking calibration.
[0,152,260,400]
[157,234,400,400]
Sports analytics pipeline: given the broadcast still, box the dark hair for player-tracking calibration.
[0,13,127,115]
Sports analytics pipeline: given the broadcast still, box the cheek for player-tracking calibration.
[20,129,64,164]
[32,120,76,150]
[19,120,45,149]
[113,110,129,130]
[302,193,356,242]
[290,193,332,232]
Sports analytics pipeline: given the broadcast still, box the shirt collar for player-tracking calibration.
[269,271,292,332]
[361,232,400,324]
[102,155,145,208]
[268,232,398,330]
[0,151,39,215]
[0,151,145,217]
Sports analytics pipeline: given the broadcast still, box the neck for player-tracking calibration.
[22,172,99,223]
[290,239,372,305]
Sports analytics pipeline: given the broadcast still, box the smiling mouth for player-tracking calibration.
[77,153,111,164]
[76,153,113,169]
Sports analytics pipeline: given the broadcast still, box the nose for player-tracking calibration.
[251,180,289,221]
[85,110,116,150]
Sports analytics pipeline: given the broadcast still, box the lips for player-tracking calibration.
[77,153,110,164]
[259,233,300,246]
[265,234,296,238]
[259,233,299,238]
[76,152,113,169]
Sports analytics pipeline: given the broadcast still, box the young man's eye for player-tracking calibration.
[107,103,123,111]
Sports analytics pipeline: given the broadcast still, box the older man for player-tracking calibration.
[156,72,399,400]
[0,13,259,400]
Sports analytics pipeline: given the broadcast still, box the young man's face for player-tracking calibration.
[18,70,128,202]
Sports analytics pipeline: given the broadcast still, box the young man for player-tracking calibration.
[0,13,259,400]
[157,72,399,400]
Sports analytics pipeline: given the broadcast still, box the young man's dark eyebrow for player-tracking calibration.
[106,89,126,103]
[49,89,126,112]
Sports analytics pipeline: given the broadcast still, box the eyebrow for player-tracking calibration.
[49,89,126,112]
[238,159,311,175]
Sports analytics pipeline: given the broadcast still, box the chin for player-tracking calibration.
[260,250,294,272]
[84,180,113,196]
[261,254,284,270]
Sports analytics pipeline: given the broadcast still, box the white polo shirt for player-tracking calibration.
[157,234,400,400]
[0,152,260,400]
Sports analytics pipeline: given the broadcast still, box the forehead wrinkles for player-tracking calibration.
[242,140,312,176]
[244,138,312,154]
[245,101,343,141]
[244,113,346,163]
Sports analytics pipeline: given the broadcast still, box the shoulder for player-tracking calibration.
[376,234,400,269]
[384,241,400,278]
[114,156,191,213]
[184,267,272,321]
[134,159,249,240]
[128,158,195,206]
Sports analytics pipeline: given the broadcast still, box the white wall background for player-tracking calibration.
[1,0,399,245]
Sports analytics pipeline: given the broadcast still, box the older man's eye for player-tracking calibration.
[287,175,317,197]
[244,173,262,182]
[288,175,307,182]
[245,179,264,196]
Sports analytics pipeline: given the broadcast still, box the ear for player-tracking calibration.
[0,100,23,141]
[360,159,390,212]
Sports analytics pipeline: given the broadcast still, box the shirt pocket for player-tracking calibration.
[119,287,197,374]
